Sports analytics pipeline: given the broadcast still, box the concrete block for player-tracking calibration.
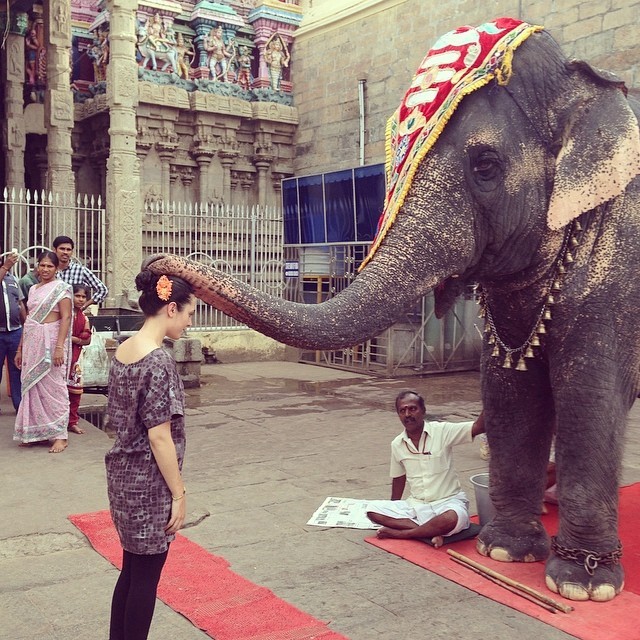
[171,337,203,363]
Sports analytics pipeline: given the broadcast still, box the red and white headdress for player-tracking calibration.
[360,17,542,270]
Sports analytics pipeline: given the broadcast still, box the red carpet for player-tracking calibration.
[69,510,347,640]
[367,483,640,640]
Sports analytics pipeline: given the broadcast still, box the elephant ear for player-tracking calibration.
[547,66,640,230]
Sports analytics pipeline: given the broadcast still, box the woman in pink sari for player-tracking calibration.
[14,251,72,453]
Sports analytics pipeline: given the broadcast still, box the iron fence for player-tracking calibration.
[1,189,285,332]
[142,200,285,330]
[0,187,105,283]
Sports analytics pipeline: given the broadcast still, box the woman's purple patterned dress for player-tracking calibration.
[105,348,185,554]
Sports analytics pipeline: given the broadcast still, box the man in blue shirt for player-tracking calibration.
[0,251,26,411]
[53,235,108,311]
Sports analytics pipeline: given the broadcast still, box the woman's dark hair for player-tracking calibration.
[37,250,59,266]
[73,283,90,296]
[135,271,194,316]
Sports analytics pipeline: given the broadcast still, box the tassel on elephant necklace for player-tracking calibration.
[478,220,582,371]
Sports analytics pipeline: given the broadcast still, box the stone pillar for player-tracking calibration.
[136,139,153,174]
[219,151,237,205]
[169,165,180,202]
[253,159,272,207]
[240,171,254,206]
[229,167,239,204]
[44,0,75,235]
[157,142,178,203]
[105,0,142,309]
[2,19,28,190]
[193,150,215,204]
[271,172,286,207]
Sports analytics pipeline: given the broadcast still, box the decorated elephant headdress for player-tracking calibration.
[360,17,542,270]
[360,17,640,270]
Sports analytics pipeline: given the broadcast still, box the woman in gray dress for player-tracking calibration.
[105,270,195,640]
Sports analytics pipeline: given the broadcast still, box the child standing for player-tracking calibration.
[68,284,92,434]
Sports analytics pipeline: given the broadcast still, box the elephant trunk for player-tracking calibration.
[145,175,475,349]
[145,239,468,351]
[144,254,439,349]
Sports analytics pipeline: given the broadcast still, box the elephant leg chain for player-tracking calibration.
[551,537,622,576]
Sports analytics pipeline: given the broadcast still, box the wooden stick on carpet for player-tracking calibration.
[449,557,557,614]
[447,550,574,614]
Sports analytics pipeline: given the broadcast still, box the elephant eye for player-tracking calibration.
[472,152,502,181]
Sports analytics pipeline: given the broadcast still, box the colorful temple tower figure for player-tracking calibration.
[263,32,289,90]
[24,12,46,97]
[136,11,180,73]
[174,32,195,80]
[204,24,232,80]
[235,43,253,89]
[247,1,301,94]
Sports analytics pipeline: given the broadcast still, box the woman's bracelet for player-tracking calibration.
[172,488,186,501]
[54,346,64,350]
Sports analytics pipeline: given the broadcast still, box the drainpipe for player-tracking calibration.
[358,78,366,166]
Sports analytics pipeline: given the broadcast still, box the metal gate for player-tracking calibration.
[0,187,105,283]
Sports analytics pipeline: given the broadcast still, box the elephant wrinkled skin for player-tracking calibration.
[145,27,640,601]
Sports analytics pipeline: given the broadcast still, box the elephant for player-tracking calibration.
[144,18,640,601]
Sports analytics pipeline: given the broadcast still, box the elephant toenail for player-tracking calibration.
[489,548,513,562]
[559,583,590,601]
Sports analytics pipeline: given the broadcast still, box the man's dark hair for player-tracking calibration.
[53,235,74,249]
[395,390,426,412]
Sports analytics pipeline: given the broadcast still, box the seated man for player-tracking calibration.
[367,390,484,547]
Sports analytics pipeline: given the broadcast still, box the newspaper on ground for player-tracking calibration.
[306,496,380,529]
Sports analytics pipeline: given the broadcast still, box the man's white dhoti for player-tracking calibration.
[367,491,470,536]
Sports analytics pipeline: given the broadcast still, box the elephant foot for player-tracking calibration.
[476,518,549,563]
[544,538,624,602]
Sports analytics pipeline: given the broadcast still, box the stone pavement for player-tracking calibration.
[2,361,640,640]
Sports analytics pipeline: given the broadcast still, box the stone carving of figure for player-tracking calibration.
[226,35,238,81]
[160,24,177,53]
[25,28,39,86]
[98,29,110,72]
[88,32,108,82]
[147,12,165,51]
[264,33,289,91]
[136,14,178,73]
[175,33,194,80]
[205,26,231,81]
[236,45,253,90]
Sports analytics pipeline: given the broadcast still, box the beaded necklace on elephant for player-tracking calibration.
[478,219,583,371]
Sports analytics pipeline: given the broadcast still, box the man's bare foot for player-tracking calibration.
[49,439,68,453]
[376,527,407,539]
[431,535,445,548]
[68,424,84,434]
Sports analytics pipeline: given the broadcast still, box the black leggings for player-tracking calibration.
[109,548,169,640]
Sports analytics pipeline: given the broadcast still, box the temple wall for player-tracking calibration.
[292,0,640,176]
[70,77,298,210]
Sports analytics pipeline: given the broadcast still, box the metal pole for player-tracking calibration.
[358,79,366,166]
